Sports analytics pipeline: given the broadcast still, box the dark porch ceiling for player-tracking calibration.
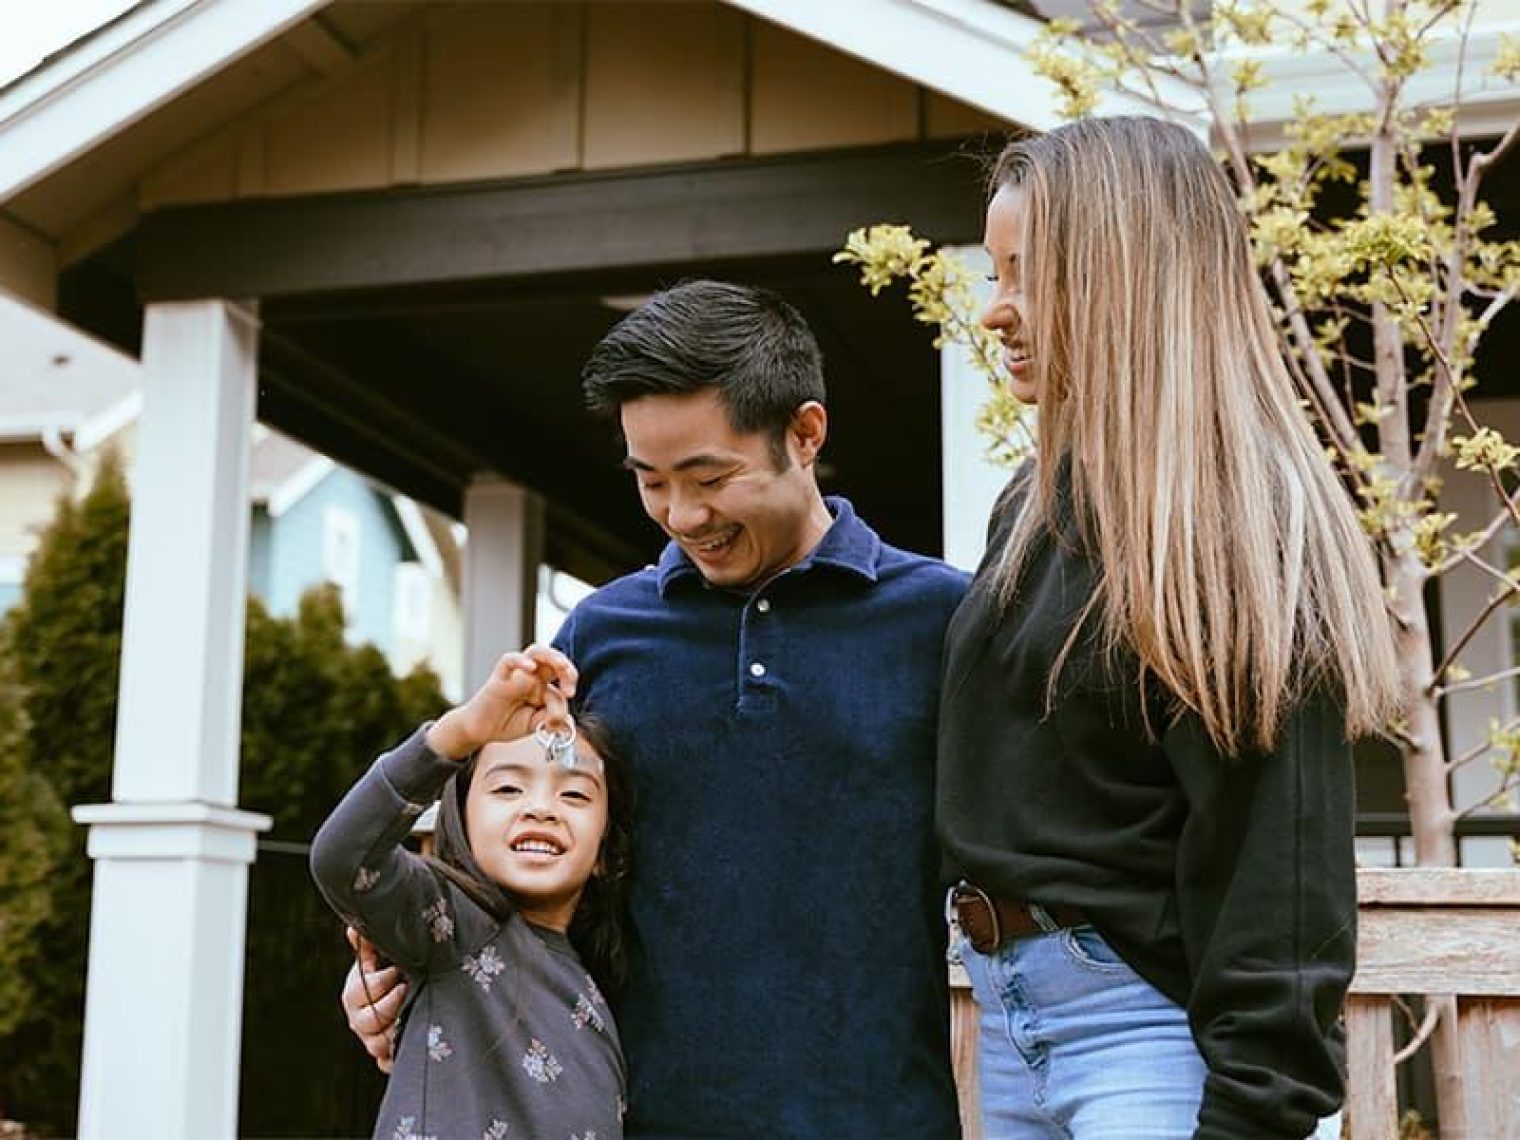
[254,253,968,583]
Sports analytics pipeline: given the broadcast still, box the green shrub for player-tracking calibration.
[0,453,446,1135]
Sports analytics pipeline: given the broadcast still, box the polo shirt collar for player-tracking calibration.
[655,495,881,596]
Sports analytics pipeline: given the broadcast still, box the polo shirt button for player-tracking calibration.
[756,598,772,613]
[749,662,766,678]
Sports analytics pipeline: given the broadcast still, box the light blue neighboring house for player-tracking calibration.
[246,429,452,667]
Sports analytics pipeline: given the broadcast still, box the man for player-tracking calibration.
[345,280,968,1138]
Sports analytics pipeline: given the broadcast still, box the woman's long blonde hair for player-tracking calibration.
[991,116,1402,753]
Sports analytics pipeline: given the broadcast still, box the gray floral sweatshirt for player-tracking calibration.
[310,727,626,1140]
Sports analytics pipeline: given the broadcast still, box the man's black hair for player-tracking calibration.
[581,280,825,463]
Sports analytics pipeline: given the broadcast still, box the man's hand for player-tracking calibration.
[343,928,407,1073]
[425,645,579,760]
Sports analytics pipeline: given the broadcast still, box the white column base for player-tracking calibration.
[71,803,271,1140]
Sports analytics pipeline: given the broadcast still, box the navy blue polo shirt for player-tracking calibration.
[555,497,968,1140]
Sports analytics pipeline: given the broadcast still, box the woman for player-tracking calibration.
[938,116,1401,1139]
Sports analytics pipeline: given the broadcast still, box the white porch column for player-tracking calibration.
[72,300,271,1140]
[941,245,1009,572]
[463,477,544,689]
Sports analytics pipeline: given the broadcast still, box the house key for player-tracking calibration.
[533,717,578,769]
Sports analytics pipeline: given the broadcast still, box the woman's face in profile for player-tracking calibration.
[980,184,1036,406]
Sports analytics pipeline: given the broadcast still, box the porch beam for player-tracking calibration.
[136,143,985,302]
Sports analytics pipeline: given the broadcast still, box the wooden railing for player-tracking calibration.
[948,868,1520,1140]
[1347,869,1520,1140]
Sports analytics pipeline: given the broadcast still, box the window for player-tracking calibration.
[392,562,431,643]
[322,507,361,618]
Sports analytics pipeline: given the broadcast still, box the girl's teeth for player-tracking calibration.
[514,840,560,854]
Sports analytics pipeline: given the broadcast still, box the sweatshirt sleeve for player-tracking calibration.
[309,725,475,973]
[1163,692,1356,1139]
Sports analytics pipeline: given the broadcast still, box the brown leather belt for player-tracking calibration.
[949,882,1090,953]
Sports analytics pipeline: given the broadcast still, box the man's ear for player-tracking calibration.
[788,401,828,467]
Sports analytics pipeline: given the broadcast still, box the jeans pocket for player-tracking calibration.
[954,935,996,1008]
[1059,925,1133,973]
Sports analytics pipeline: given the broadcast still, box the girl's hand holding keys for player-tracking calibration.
[425,645,578,760]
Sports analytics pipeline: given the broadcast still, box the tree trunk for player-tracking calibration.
[1388,557,1467,1135]
[1389,559,1457,868]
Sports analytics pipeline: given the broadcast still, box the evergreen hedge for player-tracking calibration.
[0,451,446,1136]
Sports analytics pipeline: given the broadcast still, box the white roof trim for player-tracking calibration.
[0,0,331,203]
[264,455,334,518]
[391,495,445,580]
[0,413,79,441]
[723,0,1206,132]
[73,391,143,453]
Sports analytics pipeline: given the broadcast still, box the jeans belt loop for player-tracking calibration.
[1027,901,1060,934]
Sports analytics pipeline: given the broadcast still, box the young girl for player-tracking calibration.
[939,116,1403,1138]
[311,646,632,1140]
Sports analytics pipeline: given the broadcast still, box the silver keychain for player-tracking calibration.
[533,718,578,770]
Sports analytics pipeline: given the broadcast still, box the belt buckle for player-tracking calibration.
[948,881,1001,953]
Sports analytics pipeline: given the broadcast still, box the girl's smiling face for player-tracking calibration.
[464,734,609,932]
[980,184,1037,406]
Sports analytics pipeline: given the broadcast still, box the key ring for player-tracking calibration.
[533,718,579,769]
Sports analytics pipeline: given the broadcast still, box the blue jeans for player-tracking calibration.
[957,919,1207,1139]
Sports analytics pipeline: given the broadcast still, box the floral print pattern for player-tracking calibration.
[391,1116,436,1140]
[421,898,453,943]
[521,1038,564,1083]
[571,994,605,1033]
[462,945,505,991]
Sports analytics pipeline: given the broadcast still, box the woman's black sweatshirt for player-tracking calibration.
[937,479,1356,1140]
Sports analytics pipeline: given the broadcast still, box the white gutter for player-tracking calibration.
[0,0,331,203]
[41,423,86,479]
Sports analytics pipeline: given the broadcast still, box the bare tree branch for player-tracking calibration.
[1393,1002,1444,1065]
[1435,664,1520,699]
[1427,569,1520,694]
[1433,505,1516,576]
[1447,714,1520,774]
[1456,772,1520,820]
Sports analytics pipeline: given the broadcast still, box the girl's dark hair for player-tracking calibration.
[426,710,635,995]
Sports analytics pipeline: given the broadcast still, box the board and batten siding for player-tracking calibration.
[137,2,1004,212]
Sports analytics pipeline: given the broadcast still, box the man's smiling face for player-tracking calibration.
[621,388,829,591]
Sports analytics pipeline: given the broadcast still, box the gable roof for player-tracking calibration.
[0,0,330,203]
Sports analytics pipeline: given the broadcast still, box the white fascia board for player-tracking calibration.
[723,0,1208,132]
[391,494,446,579]
[264,455,335,518]
[1223,24,1520,149]
[0,0,332,204]
[0,414,76,440]
[74,391,144,454]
